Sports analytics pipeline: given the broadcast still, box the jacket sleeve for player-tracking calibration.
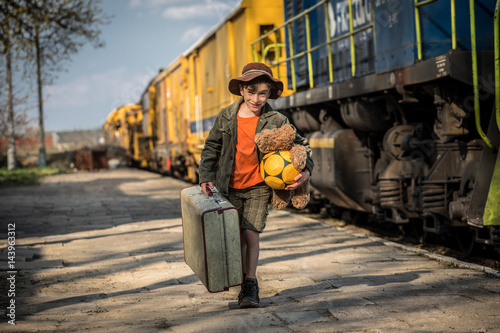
[198,114,223,184]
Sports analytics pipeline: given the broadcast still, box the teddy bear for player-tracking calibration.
[254,124,310,210]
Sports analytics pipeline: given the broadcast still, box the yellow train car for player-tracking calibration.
[115,0,286,182]
[188,0,286,180]
[104,105,126,149]
[150,0,286,183]
[125,105,144,167]
[103,103,142,165]
[154,56,190,177]
[139,77,158,169]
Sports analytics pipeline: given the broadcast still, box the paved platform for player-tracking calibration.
[0,168,499,332]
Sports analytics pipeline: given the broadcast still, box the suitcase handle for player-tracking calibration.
[206,187,214,197]
[206,186,226,204]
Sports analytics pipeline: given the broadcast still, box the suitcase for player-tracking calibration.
[180,185,243,292]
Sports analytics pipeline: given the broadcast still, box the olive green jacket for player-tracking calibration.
[198,97,314,197]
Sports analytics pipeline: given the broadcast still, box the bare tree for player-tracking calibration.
[0,94,29,140]
[0,1,23,170]
[1,0,108,169]
[17,0,109,166]
[0,55,31,140]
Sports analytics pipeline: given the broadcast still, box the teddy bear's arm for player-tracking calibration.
[290,145,307,170]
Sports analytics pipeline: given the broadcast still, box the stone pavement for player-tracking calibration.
[0,168,499,333]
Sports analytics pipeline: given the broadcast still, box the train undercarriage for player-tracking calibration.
[274,52,500,255]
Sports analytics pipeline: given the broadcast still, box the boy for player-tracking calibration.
[198,62,313,308]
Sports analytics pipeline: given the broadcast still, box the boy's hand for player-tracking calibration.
[285,168,310,191]
[201,181,215,196]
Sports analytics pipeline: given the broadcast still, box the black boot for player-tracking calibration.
[237,273,247,305]
[239,277,259,308]
[237,284,246,305]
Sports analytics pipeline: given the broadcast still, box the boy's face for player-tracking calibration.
[240,83,271,114]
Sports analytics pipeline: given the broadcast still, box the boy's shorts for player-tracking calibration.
[227,183,271,233]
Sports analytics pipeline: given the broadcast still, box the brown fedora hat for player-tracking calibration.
[228,62,283,99]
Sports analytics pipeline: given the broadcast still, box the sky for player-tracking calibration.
[35,0,240,132]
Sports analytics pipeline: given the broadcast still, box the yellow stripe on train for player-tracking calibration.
[309,137,334,149]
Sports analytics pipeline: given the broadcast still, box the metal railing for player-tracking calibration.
[415,0,497,151]
[255,0,498,151]
[469,0,496,151]
[414,0,457,60]
[251,0,374,91]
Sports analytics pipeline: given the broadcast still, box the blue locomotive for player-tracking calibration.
[253,0,500,253]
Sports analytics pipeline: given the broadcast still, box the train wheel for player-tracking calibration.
[341,210,367,224]
[401,220,423,244]
[419,231,437,246]
[454,227,477,256]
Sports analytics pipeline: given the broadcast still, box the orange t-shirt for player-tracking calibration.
[229,112,264,189]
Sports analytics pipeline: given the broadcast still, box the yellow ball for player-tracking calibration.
[260,150,302,189]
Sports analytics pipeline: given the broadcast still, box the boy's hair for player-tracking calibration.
[240,76,274,94]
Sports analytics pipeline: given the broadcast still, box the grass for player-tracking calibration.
[0,167,66,188]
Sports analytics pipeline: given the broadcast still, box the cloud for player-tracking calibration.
[129,0,142,8]
[148,0,184,6]
[161,0,236,20]
[130,0,185,9]
[129,0,240,21]
[42,68,158,130]
[44,68,152,112]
